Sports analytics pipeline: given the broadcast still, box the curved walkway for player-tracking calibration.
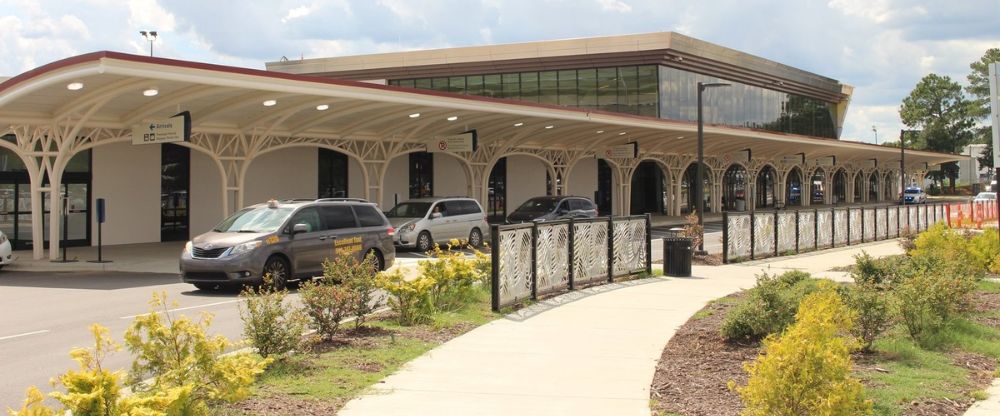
[338,241,904,416]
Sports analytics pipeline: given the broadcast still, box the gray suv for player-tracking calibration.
[507,196,599,223]
[180,199,395,290]
[386,197,489,251]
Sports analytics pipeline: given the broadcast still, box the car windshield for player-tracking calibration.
[976,192,996,199]
[904,189,922,194]
[385,202,431,218]
[515,198,558,213]
[212,206,294,233]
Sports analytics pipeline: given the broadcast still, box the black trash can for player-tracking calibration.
[663,237,693,277]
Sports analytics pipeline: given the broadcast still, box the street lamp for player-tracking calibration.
[696,81,730,253]
[899,129,917,205]
[139,30,158,57]
[872,125,878,145]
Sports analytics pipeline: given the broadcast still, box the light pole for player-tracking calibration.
[899,130,917,205]
[139,30,158,57]
[872,125,878,145]
[696,81,730,253]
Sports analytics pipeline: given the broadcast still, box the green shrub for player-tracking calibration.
[731,284,872,416]
[125,292,271,413]
[720,271,820,341]
[299,279,355,340]
[322,253,384,329]
[850,252,909,287]
[423,243,485,311]
[843,284,890,352]
[911,223,983,277]
[968,228,1000,274]
[377,269,435,325]
[239,279,307,358]
[894,268,977,344]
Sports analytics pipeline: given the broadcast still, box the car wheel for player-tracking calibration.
[367,249,385,272]
[193,283,218,291]
[416,231,433,252]
[468,228,483,248]
[262,256,290,291]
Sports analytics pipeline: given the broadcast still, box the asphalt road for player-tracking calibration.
[0,271,258,409]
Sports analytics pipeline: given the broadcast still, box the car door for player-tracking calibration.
[351,204,391,262]
[439,200,466,241]
[286,207,327,278]
[320,204,363,264]
[553,199,573,220]
[458,200,482,239]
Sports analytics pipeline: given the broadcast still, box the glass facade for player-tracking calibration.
[390,64,839,139]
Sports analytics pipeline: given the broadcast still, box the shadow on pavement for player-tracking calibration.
[0,271,180,290]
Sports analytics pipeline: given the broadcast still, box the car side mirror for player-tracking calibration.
[292,223,309,235]
[431,212,442,219]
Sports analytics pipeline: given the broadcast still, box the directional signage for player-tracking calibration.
[599,142,638,159]
[427,131,477,153]
[724,149,751,164]
[132,111,190,145]
[862,159,877,169]
[781,154,805,164]
[815,156,836,167]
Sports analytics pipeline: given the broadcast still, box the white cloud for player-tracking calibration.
[597,0,632,13]
[127,0,176,31]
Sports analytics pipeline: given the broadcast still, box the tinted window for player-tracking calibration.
[515,197,558,213]
[320,205,357,229]
[568,199,585,211]
[288,207,323,233]
[385,202,431,218]
[353,205,385,227]
[460,200,482,215]
[442,201,463,217]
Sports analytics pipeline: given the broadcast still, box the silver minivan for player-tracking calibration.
[385,197,489,251]
[180,199,396,290]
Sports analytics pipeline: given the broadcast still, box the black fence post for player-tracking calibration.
[490,224,500,312]
[567,218,575,291]
[530,222,539,301]
[860,207,865,244]
[774,210,779,257]
[814,208,819,251]
[831,208,837,248]
[645,213,652,274]
[795,209,800,254]
[722,212,729,263]
[897,205,901,237]
[750,212,756,260]
[847,208,853,246]
[607,216,614,283]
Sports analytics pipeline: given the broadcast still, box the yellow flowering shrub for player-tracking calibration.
[731,284,872,416]
[377,269,436,325]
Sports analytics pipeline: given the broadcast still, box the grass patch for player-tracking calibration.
[691,294,740,320]
[978,279,1000,293]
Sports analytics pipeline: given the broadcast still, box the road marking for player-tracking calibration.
[0,329,50,341]
[119,299,241,320]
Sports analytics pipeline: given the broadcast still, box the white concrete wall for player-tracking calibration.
[383,155,409,208]
[244,147,317,207]
[190,151,224,236]
[568,158,598,201]
[434,153,469,197]
[348,157,365,199]
[506,155,548,210]
[91,142,160,245]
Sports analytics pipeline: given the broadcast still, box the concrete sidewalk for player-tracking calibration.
[337,240,905,416]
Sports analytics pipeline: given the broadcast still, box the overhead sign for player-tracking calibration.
[781,153,805,164]
[815,156,836,167]
[724,149,751,164]
[599,142,638,159]
[427,131,477,153]
[862,159,877,169]
[132,111,191,145]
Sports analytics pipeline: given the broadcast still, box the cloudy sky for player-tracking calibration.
[1,0,998,142]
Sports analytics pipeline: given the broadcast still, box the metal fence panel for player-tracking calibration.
[573,220,608,285]
[798,210,815,251]
[888,206,899,237]
[496,227,533,309]
[754,212,775,259]
[935,204,944,224]
[849,208,862,244]
[908,206,918,234]
[876,207,887,240]
[777,212,796,254]
[817,210,833,248]
[864,208,876,242]
[613,217,647,276]
[920,205,928,231]
[727,213,752,260]
[834,209,849,246]
[535,223,569,295]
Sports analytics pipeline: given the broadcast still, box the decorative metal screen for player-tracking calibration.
[777,212,796,254]
[496,227,533,309]
[753,212,775,259]
[849,208,862,244]
[573,220,608,285]
[888,207,899,237]
[908,206,918,234]
[727,214,752,260]
[534,223,569,295]
[935,204,944,224]
[834,209,849,246]
[817,210,833,248]
[613,217,647,276]
[876,208,887,240]
[864,208,876,242]
[798,210,815,251]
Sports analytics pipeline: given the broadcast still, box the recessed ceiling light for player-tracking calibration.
[545,125,555,129]
[316,104,329,111]
[142,88,158,97]
[596,130,605,134]
[677,136,685,139]
[263,99,277,107]
[619,132,627,135]
[409,113,420,118]
[513,122,524,127]
[66,82,83,91]
[447,116,458,121]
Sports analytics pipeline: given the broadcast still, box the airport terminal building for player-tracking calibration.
[0,32,959,260]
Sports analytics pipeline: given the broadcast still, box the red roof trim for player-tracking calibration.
[0,51,958,159]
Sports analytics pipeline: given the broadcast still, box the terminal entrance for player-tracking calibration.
[630,161,665,215]
[161,144,189,242]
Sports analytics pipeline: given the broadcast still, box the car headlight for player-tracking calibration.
[226,241,262,257]
[0,234,7,244]
[399,223,415,233]
[183,241,192,255]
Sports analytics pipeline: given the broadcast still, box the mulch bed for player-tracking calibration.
[650,287,1000,416]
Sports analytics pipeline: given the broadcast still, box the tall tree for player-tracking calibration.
[899,74,975,192]
[966,48,1000,119]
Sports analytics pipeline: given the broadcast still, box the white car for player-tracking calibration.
[0,231,13,269]
[973,192,996,202]
[902,187,927,204]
